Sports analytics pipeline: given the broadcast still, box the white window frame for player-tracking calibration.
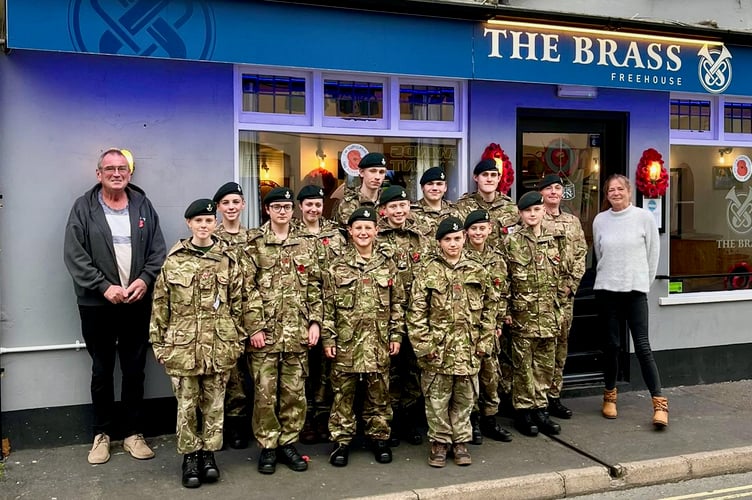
[721,95,752,143]
[236,67,313,127]
[669,92,716,142]
[320,73,389,130]
[395,78,462,132]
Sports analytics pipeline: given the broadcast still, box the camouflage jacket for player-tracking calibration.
[294,217,347,272]
[377,217,430,299]
[149,238,250,376]
[407,252,495,376]
[242,223,323,353]
[214,224,248,250]
[501,225,565,339]
[465,245,509,326]
[455,192,520,248]
[410,199,457,238]
[543,210,587,296]
[332,184,379,228]
[322,246,406,373]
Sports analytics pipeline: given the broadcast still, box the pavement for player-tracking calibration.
[1,380,752,500]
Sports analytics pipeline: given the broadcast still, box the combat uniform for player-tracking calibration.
[455,192,519,249]
[242,222,323,451]
[502,222,565,435]
[323,245,405,448]
[543,210,587,402]
[332,185,379,229]
[377,216,429,441]
[411,198,457,239]
[150,237,250,455]
[407,250,495,449]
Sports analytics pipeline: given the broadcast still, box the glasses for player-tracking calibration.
[269,204,294,213]
[100,165,130,174]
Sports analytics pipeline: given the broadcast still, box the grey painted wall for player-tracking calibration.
[0,51,234,410]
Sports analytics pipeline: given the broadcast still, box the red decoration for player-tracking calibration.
[635,148,668,198]
[297,264,306,273]
[412,252,421,263]
[481,143,515,195]
[322,237,330,246]
[388,278,394,287]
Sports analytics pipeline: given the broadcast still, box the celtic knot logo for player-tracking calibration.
[68,0,215,59]
[697,45,733,94]
[725,186,752,234]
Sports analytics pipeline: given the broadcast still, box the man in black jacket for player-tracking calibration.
[64,148,166,464]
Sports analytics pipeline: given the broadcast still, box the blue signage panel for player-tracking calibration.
[6,0,752,95]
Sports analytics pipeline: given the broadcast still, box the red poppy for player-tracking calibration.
[388,278,394,287]
[412,252,420,263]
[635,148,668,198]
[481,143,515,195]
[297,264,306,273]
[493,278,502,287]
[322,237,330,246]
[501,227,508,235]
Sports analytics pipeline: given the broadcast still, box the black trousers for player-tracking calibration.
[596,290,663,397]
[79,300,151,438]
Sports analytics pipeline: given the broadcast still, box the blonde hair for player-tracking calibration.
[601,174,632,211]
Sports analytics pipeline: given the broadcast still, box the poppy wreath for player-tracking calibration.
[481,143,515,195]
[635,148,669,198]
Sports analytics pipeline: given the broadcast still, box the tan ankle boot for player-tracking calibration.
[652,396,669,429]
[602,389,617,419]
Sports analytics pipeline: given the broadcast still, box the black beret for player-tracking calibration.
[517,191,544,211]
[420,167,446,185]
[263,187,294,205]
[436,216,465,240]
[379,185,409,206]
[359,152,387,169]
[473,159,498,176]
[347,206,377,225]
[297,185,325,201]
[464,210,490,230]
[212,182,243,203]
[537,174,563,190]
[184,198,216,219]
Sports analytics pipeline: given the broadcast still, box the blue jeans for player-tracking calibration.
[596,290,663,397]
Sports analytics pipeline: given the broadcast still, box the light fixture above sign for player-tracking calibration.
[557,85,598,99]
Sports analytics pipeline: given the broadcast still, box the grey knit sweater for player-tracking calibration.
[593,204,659,293]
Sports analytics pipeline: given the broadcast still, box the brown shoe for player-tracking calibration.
[428,441,448,468]
[452,442,472,466]
[652,396,669,429]
[87,433,110,464]
[602,388,618,419]
[123,434,155,460]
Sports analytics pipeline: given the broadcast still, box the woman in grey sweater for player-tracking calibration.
[592,174,668,429]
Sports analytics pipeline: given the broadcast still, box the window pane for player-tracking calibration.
[399,85,455,121]
[669,145,752,292]
[670,99,711,131]
[242,74,306,114]
[323,80,384,119]
[724,102,752,134]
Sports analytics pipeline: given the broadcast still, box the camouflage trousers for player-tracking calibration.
[421,371,478,445]
[249,351,308,449]
[475,335,501,416]
[511,336,555,410]
[224,355,251,418]
[497,325,513,395]
[389,337,422,410]
[328,369,391,444]
[170,371,230,454]
[549,298,574,398]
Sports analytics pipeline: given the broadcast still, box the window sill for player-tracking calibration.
[659,289,752,306]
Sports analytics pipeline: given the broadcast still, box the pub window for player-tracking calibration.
[323,80,384,120]
[724,101,752,135]
[242,74,307,114]
[670,99,711,132]
[399,84,455,122]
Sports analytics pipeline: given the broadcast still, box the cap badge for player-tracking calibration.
[380,158,386,166]
[440,173,445,180]
[319,189,324,196]
[284,190,291,199]
[401,191,406,198]
[236,183,242,193]
[364,210,371,217]
[452,223,459,231]
[206,203,213,211]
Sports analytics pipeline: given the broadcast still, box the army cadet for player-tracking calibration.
[323,206,405,467]
[212,182,252,450]
[408,217,495,468]
[332,152,388,228]
[455,159,519,249]
[377,185,428,446]
[537,175,587,420]
[501,191,565,438]
[295,184,346,444]
[463,210,513,445]
[150,199,250,488]
[242,187,323,475]
[410,166,456,238]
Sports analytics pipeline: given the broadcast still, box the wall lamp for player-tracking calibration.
[719,147,734,164]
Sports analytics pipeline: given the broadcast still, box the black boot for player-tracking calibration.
[277,444,308,472]
[329,443,349,467]
[498,392,515,417]
[257,448,277,475]
[514,409,539,437]
[371,439,393,464]
[200,450,220,483]
[470,412,483,445]
[226,416,250,449]
[480,415,513,442]
[547,397,573,419]
[181,452,201,488]
[533,409,561,435]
